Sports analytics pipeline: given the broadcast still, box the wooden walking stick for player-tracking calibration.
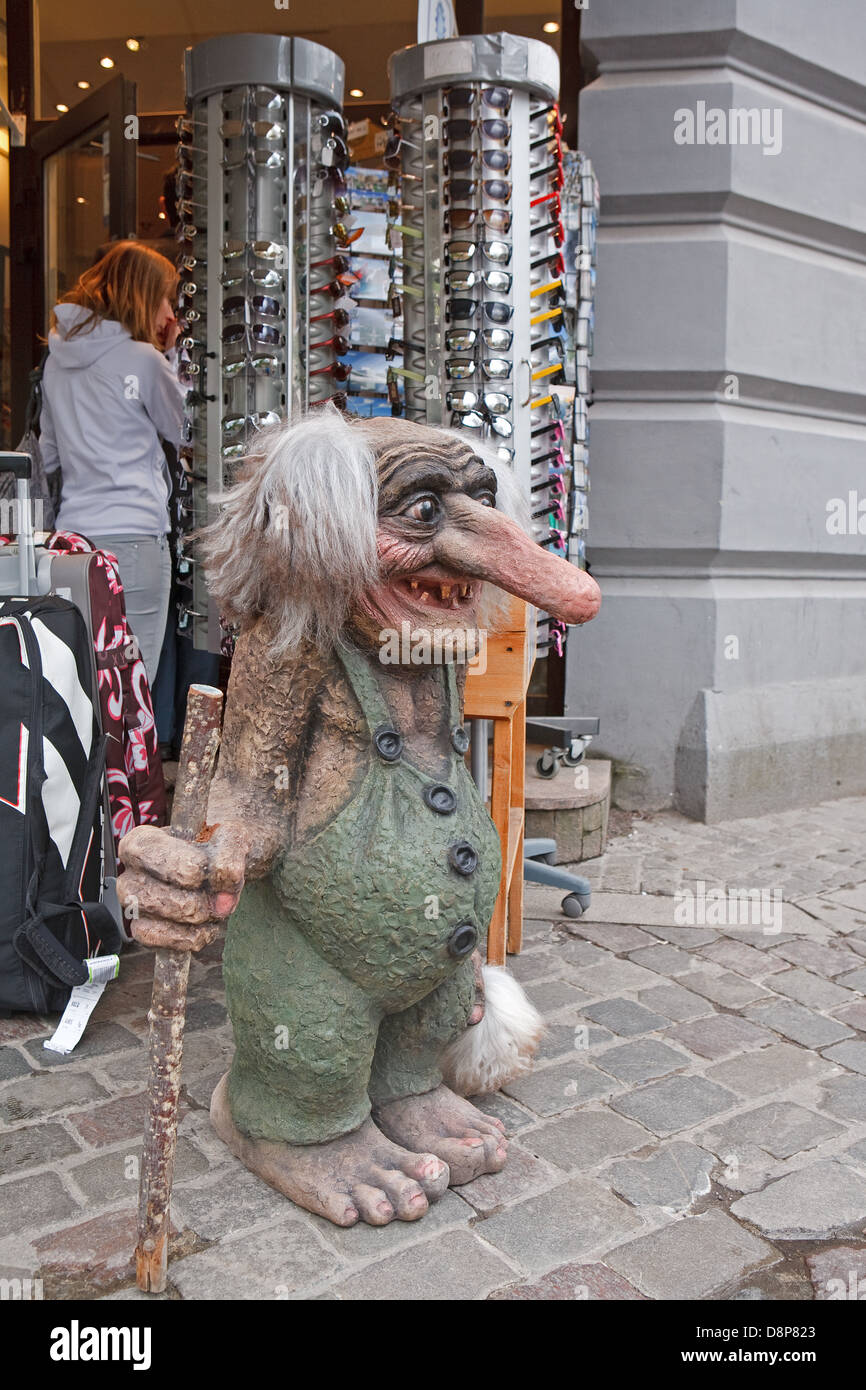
[135,683,224,1293]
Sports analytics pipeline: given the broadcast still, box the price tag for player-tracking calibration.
[43,955,120,1055]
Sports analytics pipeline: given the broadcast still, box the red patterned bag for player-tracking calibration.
[45,532,167,843]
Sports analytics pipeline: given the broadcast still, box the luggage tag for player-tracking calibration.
[43,955,120,1055]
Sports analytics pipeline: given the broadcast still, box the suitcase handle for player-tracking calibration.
[0,451,33,480]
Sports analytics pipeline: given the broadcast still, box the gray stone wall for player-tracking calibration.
[567,0,866,820]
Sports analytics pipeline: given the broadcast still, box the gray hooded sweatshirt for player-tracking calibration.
[40,303,184,537]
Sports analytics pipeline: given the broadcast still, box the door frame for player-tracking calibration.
[10,75,137,437]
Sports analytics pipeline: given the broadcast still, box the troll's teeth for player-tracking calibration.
[440,583,452,601]
[460,584,470,598]
[417,588,430,603]
[409,579,419,591]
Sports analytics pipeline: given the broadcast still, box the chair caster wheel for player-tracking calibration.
[561,893,584,918]
[536,753,558,778]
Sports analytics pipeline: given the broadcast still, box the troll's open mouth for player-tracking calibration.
[397,576,475,611]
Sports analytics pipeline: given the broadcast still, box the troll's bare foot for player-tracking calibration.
[373,1084,507,1186]
[210,1073,449,1227]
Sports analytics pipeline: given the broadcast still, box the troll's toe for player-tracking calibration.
[210,1072,448,1226]
[373,1084,509,1187]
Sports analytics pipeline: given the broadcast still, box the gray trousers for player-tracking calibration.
[90,533,172,686]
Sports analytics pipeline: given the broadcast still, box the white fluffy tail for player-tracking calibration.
[441,966,545,1097]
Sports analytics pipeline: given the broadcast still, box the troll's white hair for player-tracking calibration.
[199,405,531,655]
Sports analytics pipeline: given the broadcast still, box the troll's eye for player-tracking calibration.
[405,495,440,524]
[477,491,495,508]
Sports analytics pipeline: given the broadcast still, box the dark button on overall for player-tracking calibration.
[423,783,458,814]
[451,725,470,755]
[448,840,478,876]
[374,726,403,762]
[447,921,478,958]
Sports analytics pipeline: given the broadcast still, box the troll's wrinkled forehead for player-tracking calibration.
[356,418,499,517]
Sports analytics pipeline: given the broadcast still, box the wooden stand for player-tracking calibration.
[464,598,534,965]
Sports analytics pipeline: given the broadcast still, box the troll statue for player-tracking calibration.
[118,412,600,1227]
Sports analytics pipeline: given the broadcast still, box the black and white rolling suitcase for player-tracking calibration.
[0,452,123,1015]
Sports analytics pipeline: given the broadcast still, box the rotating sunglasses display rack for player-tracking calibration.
[388,35,571,661]
[176,35,349,651]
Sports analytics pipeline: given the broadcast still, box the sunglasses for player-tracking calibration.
[222,410,281,437]
[309,361,352,381]
[308,274,360,299]
[222,294,283,319]
[447,389,511,415]
[446,86,512,115]
[444,359,477,380]
[445,268,512,294]
[446,299,513,324]
[316,135,350,171]
[445,327,513,352]
[444,117,510,143]
[222,239,287,262]
[450,410,514,439]
[530,105,564,138]
[220,120,285,142]
[530,278,565,303]
[529,219,564,245]
[445,238,512,266]
[445,208,511,234]
[531,249,565,277]
[447,178,511,203]
[307,334,350,355]
[312,108,347,138]
[444,149,511,175]
[220,267,284,291]
[530,189,561,212]
[532,417,565,442]
[221,323,284,347]
[222,353,283,377]
[309,307,351,328]
[530,161,564,191]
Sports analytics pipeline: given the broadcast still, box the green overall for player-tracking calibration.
[223,642,502,1145]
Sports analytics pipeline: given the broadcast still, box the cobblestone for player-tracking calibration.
[479,1177,643,1272]
[703,1102,844,1160]
[605,1142,715,1211]
[606,1210,776,1300]
[732,1161,866,1239]
[2,793,864,1300]
[610,1075,738,1136]
[521,1108,652,1171]
[580,998,670,1036]
[664,1015,774,1061]
[743,999,854,1048]
[705,1043,838,1099]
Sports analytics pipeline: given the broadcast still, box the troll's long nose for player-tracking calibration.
[435,496,601,624]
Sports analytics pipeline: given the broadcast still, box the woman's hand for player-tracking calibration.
[155,296,180,353]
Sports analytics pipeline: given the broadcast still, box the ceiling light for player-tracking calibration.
[56,103,69,113]
[100,57,115,69]
[77,80,90,90]
[349,88,364,98]
[126,38,142,52]
[75,196,87,204]
[543,21,560,33]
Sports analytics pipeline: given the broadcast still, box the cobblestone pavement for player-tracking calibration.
[1,796,864,1301]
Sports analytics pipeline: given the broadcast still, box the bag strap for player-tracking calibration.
[24,347,50,437]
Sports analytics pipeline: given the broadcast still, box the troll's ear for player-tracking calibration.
[198,405,379,653]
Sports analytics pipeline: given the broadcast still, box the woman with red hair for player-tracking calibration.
[40,240,183,683]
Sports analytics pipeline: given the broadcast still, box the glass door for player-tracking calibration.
[10,74,136,435]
